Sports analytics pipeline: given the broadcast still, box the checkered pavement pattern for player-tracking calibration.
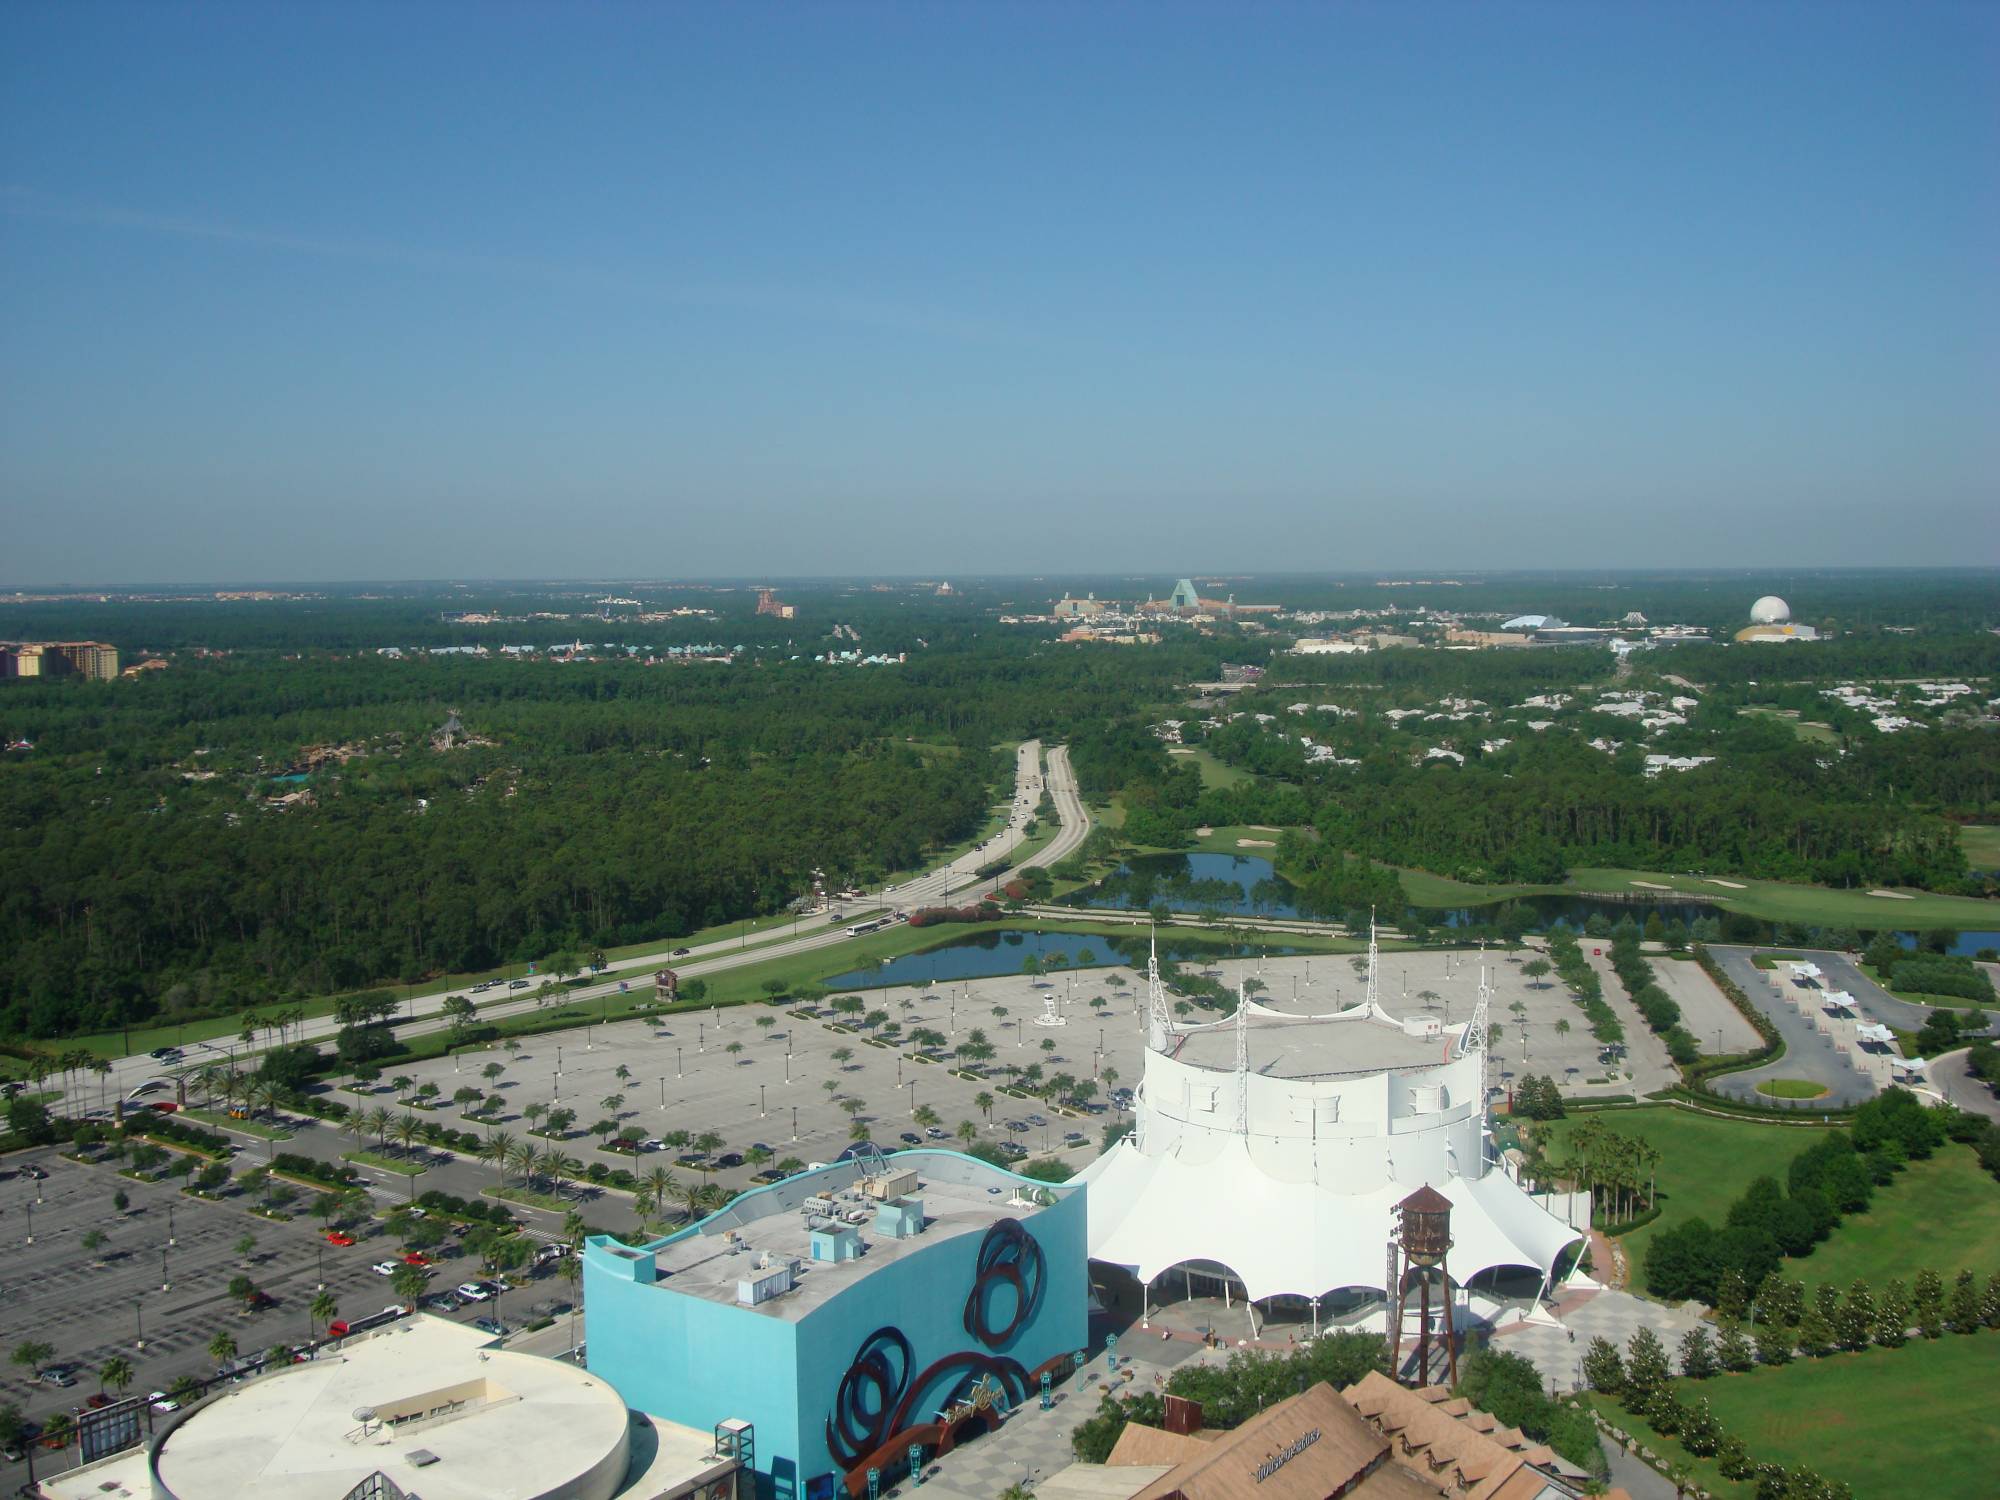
[1494,1288,1705,1391]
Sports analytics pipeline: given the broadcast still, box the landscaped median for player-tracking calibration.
[342,1148,426,1177]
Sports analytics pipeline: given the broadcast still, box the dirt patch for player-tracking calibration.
[1867,889,1915,900]
[1236,838,1275,848]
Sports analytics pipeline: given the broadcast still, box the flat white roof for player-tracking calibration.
[141,1316,631,1500]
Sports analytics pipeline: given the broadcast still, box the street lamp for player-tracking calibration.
[135,1298,145,1351]
[676,1047,683,1078]
[160,1248,170,1292]
[167,1202,176,1246]
[659,1077,666,1111]
[759,1085,767,1118]
[24,1199,33,1244]
[791,1106,799,1143]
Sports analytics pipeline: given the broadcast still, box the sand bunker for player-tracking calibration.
[1705,878,1747,889]
[1237,838,1275,848]
[1867,889,1915,900]
[1629,881,1674,890]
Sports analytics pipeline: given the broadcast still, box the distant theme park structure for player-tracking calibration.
[1079,931,1584,1370]
[1736,594,1819,643]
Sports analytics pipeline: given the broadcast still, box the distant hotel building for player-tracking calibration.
[1,640,120,680]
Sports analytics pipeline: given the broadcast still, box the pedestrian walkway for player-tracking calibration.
[1491,1287,1703,1392]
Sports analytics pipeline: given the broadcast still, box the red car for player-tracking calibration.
[325,1231,356,1247]
[401,1252,433,1267]
[146,1101,178,1114]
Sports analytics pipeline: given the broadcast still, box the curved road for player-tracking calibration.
[88,743,1089,1104]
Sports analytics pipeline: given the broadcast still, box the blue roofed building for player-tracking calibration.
[583,1149,1088,1500]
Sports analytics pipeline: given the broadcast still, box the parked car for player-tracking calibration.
[402,1252,434,1267]
[455,1282,492,1302]
[21,1164,48,1181]
[640,1138,665,1152]
[898,1132,922,1146]
[147,1392,180,1413]
[325,1231,356,1246]
[1004,1120,1028,1133]
[146,1101,178,1114]
[1063,1131,1086,1145]
[998,1141,1028,1159]
[471,1317,510,1338]
[1024,1114,1048,1127]
[423,1292,460,1313]
[714,1151,744,1168]
[508,979,529,990]
[925,1126,948,1140]
[371,1260,399,1277]
[38,1366,79,1388]
[749,1169,785,1185]
[671,947,691,957]
[602,1138,638,1154]
[675,1153,708,1168]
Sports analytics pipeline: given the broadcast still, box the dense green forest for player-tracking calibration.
[0,632,1222,1038]
[2,574,1993,1040]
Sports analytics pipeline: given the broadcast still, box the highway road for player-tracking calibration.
[83,742,1089,1106]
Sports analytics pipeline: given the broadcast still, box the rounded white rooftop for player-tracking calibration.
[1749,595,1790,624]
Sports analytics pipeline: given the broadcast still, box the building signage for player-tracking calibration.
[1254,1427,1321,1481]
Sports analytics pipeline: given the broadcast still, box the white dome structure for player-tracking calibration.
[1749,595,1790,624]
[1079,932,1585,1349]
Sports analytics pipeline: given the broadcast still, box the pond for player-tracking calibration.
[820,926,1303,991]
[1062,855,1999,952]
[1060,852,1310,920]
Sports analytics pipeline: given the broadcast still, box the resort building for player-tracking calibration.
[583,1150,1087,1500]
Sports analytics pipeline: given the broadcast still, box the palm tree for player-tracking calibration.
[98,1354,134,1399]
[364,1105,394,1150]
[392,1112,423,1160]
[913,1104,940,1131]
[481,1131,516,1187]
[207,1331,238,1370]
[974,1091,995,1122]
[309,1290,339,1338]
[506,1139,539,1187]
[601,1094,625,1119]
[614,1064,633,1086]
[167,1374,200,1406]
[674,1175,707,1223]
[956,1120,978,1147]
[523,1102,548,1133]
[636,1167,679,1223]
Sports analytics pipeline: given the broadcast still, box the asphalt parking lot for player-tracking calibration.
[0,1146,541,1489]
[364,944,1662,1216]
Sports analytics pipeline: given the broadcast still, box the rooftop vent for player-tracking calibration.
[408,1449,440,1468]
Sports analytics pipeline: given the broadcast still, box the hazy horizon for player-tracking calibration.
[4,3,1995,584]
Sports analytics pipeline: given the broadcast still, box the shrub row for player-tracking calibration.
[413,1188,515,1225]
[269,1151,360,1188]
[122,1113,231,1157]
[1606,924,1699,1065]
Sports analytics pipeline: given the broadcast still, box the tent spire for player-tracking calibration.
[1145,926,1172,1054]
[1365,907,1380,1013]
[1233,979,1250,1136]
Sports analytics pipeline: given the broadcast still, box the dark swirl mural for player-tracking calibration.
[963,1217,1045,1349]
[826,1218,1070,1494]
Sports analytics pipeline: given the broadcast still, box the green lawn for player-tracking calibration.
[1958,824,2000,871]
[1739,706,1839,746]
[1534,1108,1828,1263]
[1592,1335,1999,1499]
[1167,745,1256,791]
[1754,1078,1828,1099]
[1798,1146,2000,1292]
[1380,861,2000,930]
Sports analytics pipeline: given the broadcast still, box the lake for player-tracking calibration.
[820,926,1301,991]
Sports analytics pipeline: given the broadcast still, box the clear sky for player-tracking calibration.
[2,2,1994,585]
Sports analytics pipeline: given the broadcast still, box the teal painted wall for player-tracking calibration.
[584,1155,1086,1500]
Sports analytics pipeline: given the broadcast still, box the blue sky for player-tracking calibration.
[2,2,1994,584]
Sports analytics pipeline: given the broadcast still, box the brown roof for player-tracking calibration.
[1127,1384,1389,1500]
[1343,1372,1562,1500]
[1107,1425,1216,1468]
[1397,1185,1454,1214]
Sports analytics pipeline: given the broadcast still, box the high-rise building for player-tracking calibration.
[1,641,120,680]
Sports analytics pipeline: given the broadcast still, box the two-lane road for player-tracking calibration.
[85,742,1089,1102]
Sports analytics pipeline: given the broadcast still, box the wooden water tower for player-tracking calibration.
[1389,1185,1458,1386]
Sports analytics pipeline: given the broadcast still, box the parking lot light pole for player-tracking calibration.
[160,1249,170,1292]
[759,1085,766,1118]
[676,1047,683,1079]
[791,1106,798,1143]
[167,1203,176,1246]
[659,1078,666,1111]
[24,1199,33,1244]
[135,1298,145,1351]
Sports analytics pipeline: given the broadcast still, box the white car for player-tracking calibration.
[455,1282,492,1302]
[147,1391,180,1413]
[371,1260,398,1277]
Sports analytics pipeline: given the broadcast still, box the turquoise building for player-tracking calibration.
[583,1151,1088,1500]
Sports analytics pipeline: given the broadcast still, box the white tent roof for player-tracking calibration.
[1078,1136,1579,1300]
